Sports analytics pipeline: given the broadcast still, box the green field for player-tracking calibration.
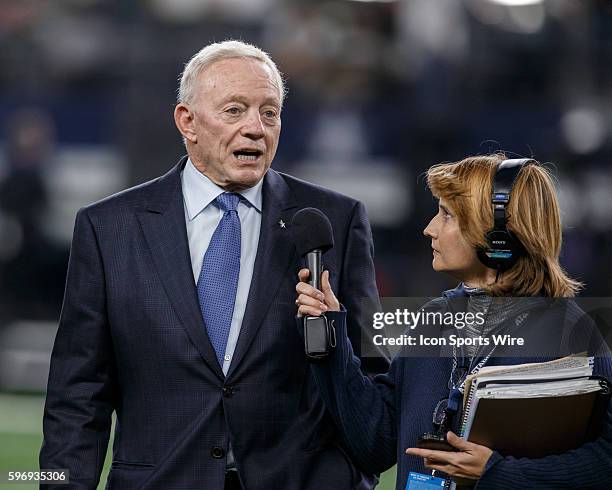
[0,394,396,489]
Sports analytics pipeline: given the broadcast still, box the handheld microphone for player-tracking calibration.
[290,208,335,360]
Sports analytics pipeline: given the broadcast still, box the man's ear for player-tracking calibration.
[174,103,197,143]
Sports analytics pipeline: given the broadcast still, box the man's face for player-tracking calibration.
[176,57,282,191]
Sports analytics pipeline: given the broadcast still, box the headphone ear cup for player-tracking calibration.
[480,158,533,273]
[477,229,522,271]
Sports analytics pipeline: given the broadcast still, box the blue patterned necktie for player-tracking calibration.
[197,192,241,367]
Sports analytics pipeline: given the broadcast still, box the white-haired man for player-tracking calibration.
[40,40,388,490]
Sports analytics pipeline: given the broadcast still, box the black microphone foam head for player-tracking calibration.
[290,207,334,257]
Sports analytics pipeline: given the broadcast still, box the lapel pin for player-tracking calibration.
[278,219,286,229]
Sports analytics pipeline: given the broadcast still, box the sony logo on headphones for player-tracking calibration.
[492,240,506,245]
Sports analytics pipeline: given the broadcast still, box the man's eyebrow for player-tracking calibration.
[219,94,280,107]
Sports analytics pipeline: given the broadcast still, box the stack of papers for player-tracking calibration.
[463,354,594,408]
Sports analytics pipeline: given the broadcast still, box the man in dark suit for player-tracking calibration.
[40,40,388,490]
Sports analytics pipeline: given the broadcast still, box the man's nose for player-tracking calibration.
[240,110,265,139]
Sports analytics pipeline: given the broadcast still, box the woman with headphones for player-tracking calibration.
[295,154,612,489]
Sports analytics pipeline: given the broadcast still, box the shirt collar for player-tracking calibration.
[442,283,468,298]
[182,158,263,221]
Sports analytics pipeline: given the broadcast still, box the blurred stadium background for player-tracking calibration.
[0,0,611,488]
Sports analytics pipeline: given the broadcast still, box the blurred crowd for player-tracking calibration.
[1,0,612,325]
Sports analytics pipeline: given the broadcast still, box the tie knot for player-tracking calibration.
[215,192,240,212]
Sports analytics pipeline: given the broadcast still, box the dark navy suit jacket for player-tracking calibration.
[40,157,389,490]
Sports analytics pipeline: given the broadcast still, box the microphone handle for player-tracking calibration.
[306,250,322,291]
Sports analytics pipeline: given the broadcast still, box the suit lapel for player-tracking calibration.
[136,157,224,381]
[226,170,298,379]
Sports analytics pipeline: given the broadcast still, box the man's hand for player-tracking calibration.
[295,269,340,317]
[405,432,493,480]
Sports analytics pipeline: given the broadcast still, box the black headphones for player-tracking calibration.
[477,158,536,271]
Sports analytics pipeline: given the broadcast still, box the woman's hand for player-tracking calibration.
[405,432,493,480]
[295,269,340,317]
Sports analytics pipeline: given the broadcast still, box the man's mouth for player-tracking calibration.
[233,149,263,161]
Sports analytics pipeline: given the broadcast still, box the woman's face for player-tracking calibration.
[423,198,486,282]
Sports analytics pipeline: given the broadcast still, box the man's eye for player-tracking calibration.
[263,110,277,118]
[226,107,241,115]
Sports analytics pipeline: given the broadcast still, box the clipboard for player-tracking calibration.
[463,376,610,458]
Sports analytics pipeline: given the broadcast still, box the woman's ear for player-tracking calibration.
[174,103,197,143]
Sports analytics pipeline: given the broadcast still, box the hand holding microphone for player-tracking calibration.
[295,269,340,318]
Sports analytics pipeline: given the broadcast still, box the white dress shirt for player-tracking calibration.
[181,158,263,375]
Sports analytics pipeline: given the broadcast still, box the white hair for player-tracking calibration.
[177,40,286,106]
